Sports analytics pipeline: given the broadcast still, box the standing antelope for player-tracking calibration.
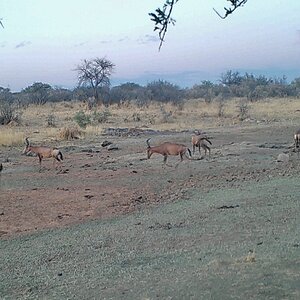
[294,129,300,155]
[22,137,63,168]
[146,138,191,166]
[191,133,212,157]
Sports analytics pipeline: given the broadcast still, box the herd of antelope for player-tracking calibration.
[19,130,212,170]
[0,128,299,172]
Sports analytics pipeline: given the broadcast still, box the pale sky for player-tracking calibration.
[1,0,300,91]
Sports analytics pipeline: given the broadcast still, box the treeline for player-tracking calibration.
[1,71,300,123]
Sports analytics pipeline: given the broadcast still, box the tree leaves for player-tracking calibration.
[149,0,249,50]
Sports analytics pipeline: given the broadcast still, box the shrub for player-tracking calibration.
[91,109,111,124]
[237,101,250,121]
[46,114,56,127]
[73,111,91,128]
[160,105,173,123]
[0,101,20,125]
[132,113,141,122]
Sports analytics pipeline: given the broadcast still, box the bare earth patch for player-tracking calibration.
[0,122,300,299]
[0,123,299,238]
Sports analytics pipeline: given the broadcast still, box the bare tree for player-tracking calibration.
[150,0,248,50]
[75,57,115,104]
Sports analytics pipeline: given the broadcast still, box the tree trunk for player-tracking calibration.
[93,87,102,105]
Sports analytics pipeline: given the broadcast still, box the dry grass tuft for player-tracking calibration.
[84,125,104,137]
[244,250,256,263]
[0,128,25,147]
[58,127,82,140]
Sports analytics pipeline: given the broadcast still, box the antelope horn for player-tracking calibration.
[146,138,151,148]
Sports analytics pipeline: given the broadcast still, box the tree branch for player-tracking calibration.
[149,0,179,51]
[213,0,248,19]
[150,0,249,50]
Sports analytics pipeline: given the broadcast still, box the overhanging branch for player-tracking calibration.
[150,0,249,50]
[213,0,248,19]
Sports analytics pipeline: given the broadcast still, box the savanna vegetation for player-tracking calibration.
[0,69,300,147]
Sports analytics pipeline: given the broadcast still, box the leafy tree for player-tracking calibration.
[110,82,149,104]
[22,82,52,105]
[188,81,216,103]
[146,80,183,103]
[0,87,10,94]
[291,78,300,97]
[72,87,94,101]
[75,57,115,105]
[50,87,73,102]
[150,0,248,49]
[220,70,243,86]
[291,77,300,88]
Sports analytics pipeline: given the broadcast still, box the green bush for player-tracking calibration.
[73,111,91,128]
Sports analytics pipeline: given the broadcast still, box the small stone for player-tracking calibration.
[107,144,119,151]
[277,153,289,163]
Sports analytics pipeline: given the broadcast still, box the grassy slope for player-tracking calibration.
[1,176,299,300]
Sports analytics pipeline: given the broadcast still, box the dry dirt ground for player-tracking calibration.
[0,123,299,238]
[1,122,300,299]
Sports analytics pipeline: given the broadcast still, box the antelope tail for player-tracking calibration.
[58,151,63,161]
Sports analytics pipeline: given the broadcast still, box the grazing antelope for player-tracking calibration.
[22,137,63,168]
[146,138,191,166]
[191,133,212,157]
[294,129,300,155]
